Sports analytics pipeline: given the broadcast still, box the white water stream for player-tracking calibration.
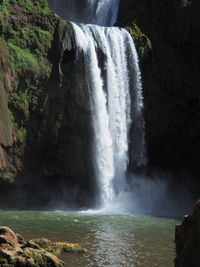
[48,0,120,26]
[72,24,145,208]
[48,0,146,209]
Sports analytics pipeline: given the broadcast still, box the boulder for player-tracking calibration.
[0,226,19,250]
[0,247,64,267]
[175,200,200,267]
[0,226,86,266]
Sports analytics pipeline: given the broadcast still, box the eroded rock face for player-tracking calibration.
[175,200,200,267]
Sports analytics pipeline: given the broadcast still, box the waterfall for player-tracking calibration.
[48,0,120,26]
[72,24,145,208]
[48,0,146,209]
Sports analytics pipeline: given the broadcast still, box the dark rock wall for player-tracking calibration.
[118,0,200,191]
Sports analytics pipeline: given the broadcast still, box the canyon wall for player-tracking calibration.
[118,0,200,194]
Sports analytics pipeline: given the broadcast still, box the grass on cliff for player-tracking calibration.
[0,0,53,76]
[0,0,49,15]
[127,23,152,58]
[0,0,57,148]
[6,42,38,72]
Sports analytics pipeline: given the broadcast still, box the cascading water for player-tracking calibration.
[48,0,146,209]
[48,0,120,26]
[73,24,145,209]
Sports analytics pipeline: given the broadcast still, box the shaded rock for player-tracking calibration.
[175,200,200,267]
[118,0,200,193]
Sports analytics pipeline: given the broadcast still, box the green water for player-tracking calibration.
[0,211,178,267]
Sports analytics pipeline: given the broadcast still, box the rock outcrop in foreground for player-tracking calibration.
[175,200,200,267]
[0,226,86,266]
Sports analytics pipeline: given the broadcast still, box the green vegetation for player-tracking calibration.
[0,1,52,74]
[2,172,14,183]
[6,42,38,72]
[29,238,87,255]
[127,23,152,58]
[54,242,87,253]
[0,0,58,179]
[0,0,49,16]
[0,0,55,134]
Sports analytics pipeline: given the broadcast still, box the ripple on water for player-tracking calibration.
[0,211,177,267]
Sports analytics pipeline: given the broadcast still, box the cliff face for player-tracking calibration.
[0,0,96,208]
[0,0,54,181]
[0,0,151,209]
[118,0,200,191]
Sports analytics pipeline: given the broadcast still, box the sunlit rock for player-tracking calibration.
[0,226,86,267]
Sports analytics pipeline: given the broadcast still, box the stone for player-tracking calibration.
[0,227,65,267]
[0,227,18,249]
[0,225,87,266]
[175,200,200,267]
[54,242,87,253]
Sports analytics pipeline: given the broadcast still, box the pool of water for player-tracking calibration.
[0,211,178,267]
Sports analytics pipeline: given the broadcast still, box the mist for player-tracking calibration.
[103,173,195,218]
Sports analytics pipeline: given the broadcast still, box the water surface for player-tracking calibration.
[0,211,177,267]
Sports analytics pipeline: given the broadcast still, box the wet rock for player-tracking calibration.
[175,200,200,267]
[54,242,87,253]
[30,238,87,254]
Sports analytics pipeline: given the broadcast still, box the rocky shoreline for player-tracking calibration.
[0,226,86,266]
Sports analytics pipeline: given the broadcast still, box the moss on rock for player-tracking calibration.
[54,242,87,254]
[127,23,152,58]
[0,226,86,266]
[0,0,60,183]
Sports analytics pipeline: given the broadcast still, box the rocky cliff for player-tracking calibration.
[0,0,96,208]
[118,0,200,194]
